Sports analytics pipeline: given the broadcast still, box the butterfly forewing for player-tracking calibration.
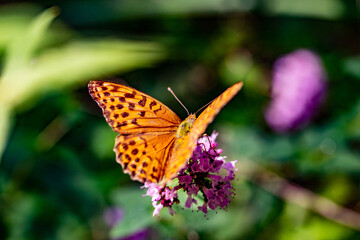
[88,81,181,135]
[162,82,243,184]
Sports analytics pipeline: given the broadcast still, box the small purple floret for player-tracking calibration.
[142,182,179,216]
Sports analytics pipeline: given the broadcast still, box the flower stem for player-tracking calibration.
[238,159,360,231]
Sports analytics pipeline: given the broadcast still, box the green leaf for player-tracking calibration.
[279,215,352,240]
[0,4,41,48]
[109,187,154,238]
[91,124,118,159]
[110,207,153,238]
[63,0,256,23]
[0,107,11,163]
[343,56,360,79]
[0,39,164,111]
[3,7,59,76]
[0,9,164,160]
[262,0,345,19]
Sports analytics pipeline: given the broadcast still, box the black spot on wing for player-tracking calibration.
[138,96,147,107]
[153,106,162,114]
[149,100,157,109]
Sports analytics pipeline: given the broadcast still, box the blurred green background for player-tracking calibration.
[0,1,359,239]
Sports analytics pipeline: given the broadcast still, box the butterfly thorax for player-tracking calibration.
[175,114,196,138]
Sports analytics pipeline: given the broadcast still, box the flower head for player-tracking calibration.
[142,132,237,216]
[265,49,327,132]
[142,182,179,216]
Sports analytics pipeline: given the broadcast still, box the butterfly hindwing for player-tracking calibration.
[114,133,176,183]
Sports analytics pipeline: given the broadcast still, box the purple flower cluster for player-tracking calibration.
[143,132,237,216]
[265,49,327,133]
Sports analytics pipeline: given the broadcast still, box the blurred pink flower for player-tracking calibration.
[265,49,327,132]
[104,207,124,228]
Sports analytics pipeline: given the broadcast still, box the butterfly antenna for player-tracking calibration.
[167,87,190,115]
[195,100,213,115]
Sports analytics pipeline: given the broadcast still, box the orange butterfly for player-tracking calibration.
[88,81,243,185]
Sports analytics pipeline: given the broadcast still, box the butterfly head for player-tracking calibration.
[175,114,196,138]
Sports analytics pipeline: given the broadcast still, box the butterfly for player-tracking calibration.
[88,80,243,185]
